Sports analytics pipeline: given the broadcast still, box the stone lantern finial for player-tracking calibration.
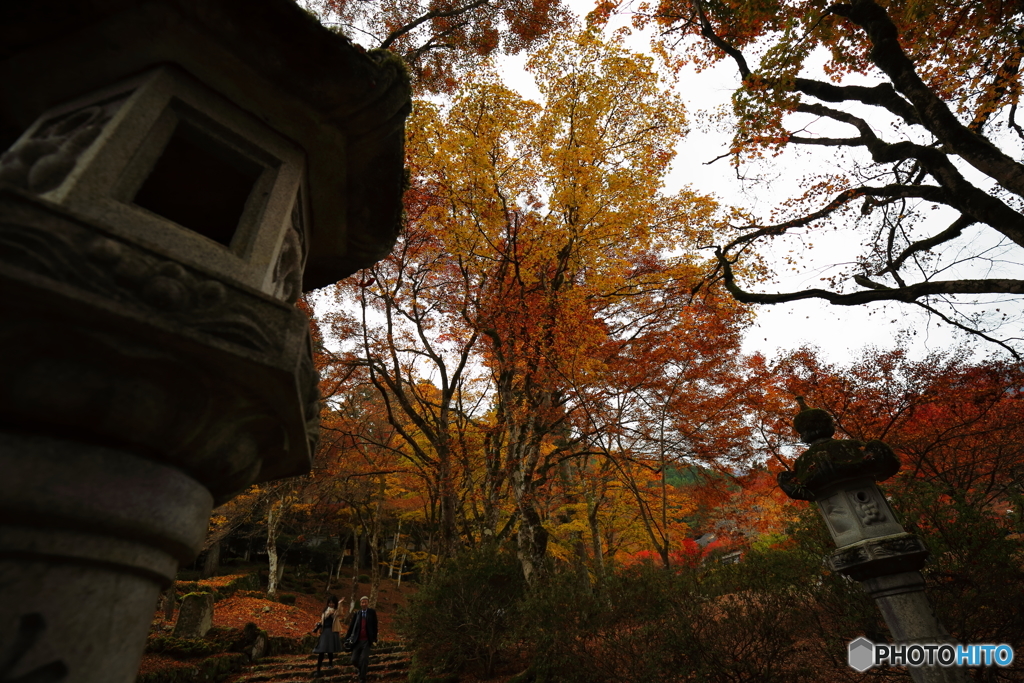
[792,395,836,444]
[779,401,901,502]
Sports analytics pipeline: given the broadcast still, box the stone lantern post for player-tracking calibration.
[0,1,410,681]
[778,401,966,683]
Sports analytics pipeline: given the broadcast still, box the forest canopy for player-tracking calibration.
[187,6,1024,681]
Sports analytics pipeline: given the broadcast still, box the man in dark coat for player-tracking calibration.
[344,595,378,683]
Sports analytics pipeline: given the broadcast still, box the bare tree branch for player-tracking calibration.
[714,246,1024,304]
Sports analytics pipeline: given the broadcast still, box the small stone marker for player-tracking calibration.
[173,593,214,639]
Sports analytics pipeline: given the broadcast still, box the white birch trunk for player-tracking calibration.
[266,499,281,599]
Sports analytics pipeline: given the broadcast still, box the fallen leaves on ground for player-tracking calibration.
[198,573,250,590]
[212,596,318,638]
[136,653,193,676]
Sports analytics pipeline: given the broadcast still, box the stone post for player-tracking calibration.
[777,401,966,683]
[0,2,410,681]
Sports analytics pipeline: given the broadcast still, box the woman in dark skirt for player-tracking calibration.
[312,595,343,675]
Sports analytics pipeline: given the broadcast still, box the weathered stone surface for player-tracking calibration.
[0,67,307,302]
[174,593,215,639]
[0,2,410,682]
[778,402,965,683]
[0,0,411,290]
[0,433,212,683]
[829,532,930,580]
[0,190,319,498]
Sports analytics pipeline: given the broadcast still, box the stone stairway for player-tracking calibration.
[226,641,411,683]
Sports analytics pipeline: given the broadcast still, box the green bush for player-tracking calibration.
[400,544,525,679]
[278,593,297,605]
[893,484,1024,648]
[515,549,822,683]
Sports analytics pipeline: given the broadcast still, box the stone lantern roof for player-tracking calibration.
[0,0,411,290]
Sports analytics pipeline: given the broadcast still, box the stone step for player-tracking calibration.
[245,659,410,677]
[230,671,409,683]
[260,645,407,661]
[229,668,410,683]
[225,643,412,683]
[252,652,409,668]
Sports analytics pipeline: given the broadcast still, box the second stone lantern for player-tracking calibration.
[778,400,966,683]
[0,1,410,681]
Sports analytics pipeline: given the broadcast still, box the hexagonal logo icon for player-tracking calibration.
[848,637,875,672]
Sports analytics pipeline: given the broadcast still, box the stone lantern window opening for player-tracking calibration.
[2,65,307,301]
[130,114,268,251]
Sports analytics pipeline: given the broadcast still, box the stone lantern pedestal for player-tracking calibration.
[778,403,966,683]
[0,1,410,680]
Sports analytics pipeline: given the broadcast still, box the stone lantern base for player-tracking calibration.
[0,433,212,682]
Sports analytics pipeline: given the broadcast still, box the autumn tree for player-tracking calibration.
[319,221,488,568]
[322,28,764,584]
[614,0,1024,357]
[301,0,572,92]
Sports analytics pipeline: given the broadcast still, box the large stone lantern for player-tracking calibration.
[0,1,410,680]
[778,401,965,683]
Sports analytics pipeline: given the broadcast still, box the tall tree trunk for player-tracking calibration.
[266,498,282,599]
[349,529,360,613]
[557,459,591,591]
[586,492,606,588]
[512,463,549,584]
[396,551,407,589]
[388,521,402,578]
[329,529,352,592]
[369,476,385,607]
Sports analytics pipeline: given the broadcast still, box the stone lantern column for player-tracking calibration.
[0,2,410,681]
[777,401,966,683]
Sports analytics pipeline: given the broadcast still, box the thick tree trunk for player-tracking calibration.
[358,532,369,570]
[503,420,550,584]
[201,541,220,579]
[512,463,549,584]
[557,460,591,591]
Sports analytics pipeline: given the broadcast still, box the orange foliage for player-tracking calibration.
[308,0,572,93]
[770,345,1024,512]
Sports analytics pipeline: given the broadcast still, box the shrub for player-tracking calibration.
[400,543,525,679]
[278,593,297,605]
[516,550,821,683]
